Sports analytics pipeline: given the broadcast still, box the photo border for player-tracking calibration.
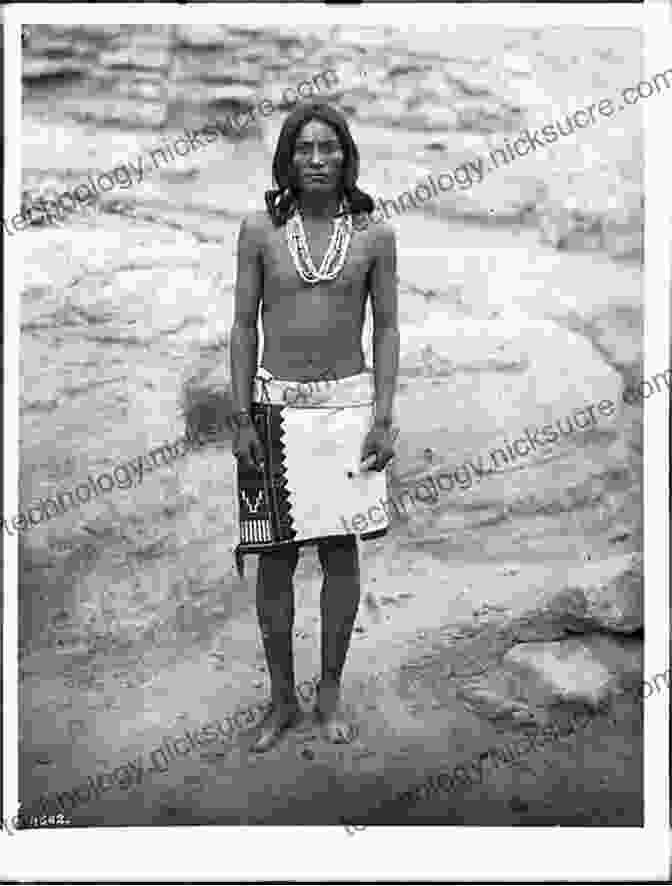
[3,2,669,880]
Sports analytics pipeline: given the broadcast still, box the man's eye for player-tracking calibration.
[295,143,340,155]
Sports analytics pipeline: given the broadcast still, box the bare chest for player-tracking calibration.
[262,221,372,296]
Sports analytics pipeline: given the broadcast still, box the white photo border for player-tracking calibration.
[3,2,669,880]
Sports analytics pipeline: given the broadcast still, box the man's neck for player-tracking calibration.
[297,192,341,220]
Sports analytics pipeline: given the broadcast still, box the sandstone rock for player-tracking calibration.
[176,52,263,87]
[452,98,520,132]
[67,96,167,128]
[387,62,428,78]
[568,551,642,633]
[505,587,589,643]
[207,85,257,109]
[176,25,230,49]
[388,292,624,524]
[182,355,235,442]
[398,107,461,131]
[509,553,642,641]
[602,202,644,260]
[99,46,171,71]
[608,524,632,544]
[23,35,80,57]
[444,72,493,97]
[71,25,123,41]
[200,62,264,86]
[35,24,122,44]
[501,53,533,76]
[538,172,643,258]
[23,58,88,81]
[265,79,304,109]
[459,634,642,721]
[115,78,164,102]
[458,683,536,723]
[20,25,643,658]
[504,639,613,709]
[356,98,408,126]
[562,305,643,380]
[538,207,601,251]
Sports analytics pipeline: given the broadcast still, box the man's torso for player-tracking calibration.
[255,212,377,381]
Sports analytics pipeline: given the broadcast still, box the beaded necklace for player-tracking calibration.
[286,202,353,285]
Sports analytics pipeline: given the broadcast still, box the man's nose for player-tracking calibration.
[310,145,324,165]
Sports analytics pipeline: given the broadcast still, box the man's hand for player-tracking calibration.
[360,424,396,472]
[233,423,265,472]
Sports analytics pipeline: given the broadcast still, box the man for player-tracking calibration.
[229,100,399,752]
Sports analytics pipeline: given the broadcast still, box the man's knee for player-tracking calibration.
[258,544,299,574]
[317,535,358,570]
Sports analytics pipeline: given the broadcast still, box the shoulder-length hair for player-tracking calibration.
[264,100,375,227]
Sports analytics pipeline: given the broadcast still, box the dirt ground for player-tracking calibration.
[18,513,642,829]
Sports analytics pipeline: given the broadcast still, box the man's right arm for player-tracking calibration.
[230,215,263,415]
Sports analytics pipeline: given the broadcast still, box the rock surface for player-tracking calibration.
[565,551,643,634]
[18,25,644,827]
[504,552,643,642]
[22,24,643,251]
[19,26,644,652]
[458,633,643,722]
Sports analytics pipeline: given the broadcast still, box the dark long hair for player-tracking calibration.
[264,100,375,227]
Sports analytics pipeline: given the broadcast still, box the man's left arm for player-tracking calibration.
[362,223,400,470]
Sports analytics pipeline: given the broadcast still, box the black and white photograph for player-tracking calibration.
[2,3,670,881]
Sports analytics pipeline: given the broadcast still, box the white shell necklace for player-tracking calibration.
[286,202,353,285]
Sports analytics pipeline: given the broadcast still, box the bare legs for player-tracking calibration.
[316,535,361,743]
[251,544,301,753]
[252,535,361,752]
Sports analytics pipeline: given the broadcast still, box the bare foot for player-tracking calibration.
[316,682,355,744]
[251,699,301,753]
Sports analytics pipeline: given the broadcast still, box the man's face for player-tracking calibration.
[292,119,344,196]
